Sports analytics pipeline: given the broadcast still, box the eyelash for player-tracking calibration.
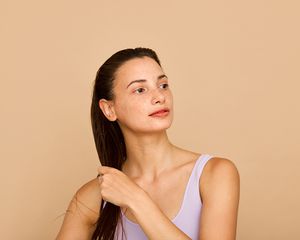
[134,83,169,94]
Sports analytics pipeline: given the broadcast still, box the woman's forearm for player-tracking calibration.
[129,190,191,240]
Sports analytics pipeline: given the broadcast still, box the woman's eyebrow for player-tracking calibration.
[126,74,168,88]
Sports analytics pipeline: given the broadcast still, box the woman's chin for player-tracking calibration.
[142,122,173,133]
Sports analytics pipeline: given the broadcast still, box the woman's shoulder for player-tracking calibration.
[200,156,240,201]
[56,178,102,238]
[77,177,102,210]
[203,156,239,177]
[68,177,102,224]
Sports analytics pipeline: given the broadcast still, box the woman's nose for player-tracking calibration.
[151,88,166,104]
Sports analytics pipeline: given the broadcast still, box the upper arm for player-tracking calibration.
[198,157,240,240]
[56,178,102,240]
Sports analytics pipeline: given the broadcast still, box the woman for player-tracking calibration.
[56,47,240,240]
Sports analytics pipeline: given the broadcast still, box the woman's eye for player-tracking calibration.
[161,83,169,89]
[134,88,145,94]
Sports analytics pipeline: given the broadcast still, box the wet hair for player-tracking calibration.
[90,47,161,239]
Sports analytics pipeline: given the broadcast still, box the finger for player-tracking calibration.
[97,165,113,175]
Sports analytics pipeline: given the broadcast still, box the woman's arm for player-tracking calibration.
[198,158,240,240]
[55,178,101,240]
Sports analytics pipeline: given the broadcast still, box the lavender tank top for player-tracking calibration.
[103,153,214,240]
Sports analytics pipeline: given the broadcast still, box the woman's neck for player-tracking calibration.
[122,131,177,179]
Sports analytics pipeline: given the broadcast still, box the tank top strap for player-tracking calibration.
[102,200,107,209]
[194,154,214,186]
[170,153,214,232]
[181,154,214,210]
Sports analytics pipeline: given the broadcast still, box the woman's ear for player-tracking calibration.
[98,99,117,121]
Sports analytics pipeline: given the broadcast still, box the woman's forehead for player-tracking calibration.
[114,57,163,87]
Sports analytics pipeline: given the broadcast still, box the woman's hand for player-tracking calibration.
[97,166,144,209]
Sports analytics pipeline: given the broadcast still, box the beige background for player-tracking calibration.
[1,0,299,239]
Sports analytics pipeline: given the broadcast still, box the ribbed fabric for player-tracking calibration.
[103,153,214,240]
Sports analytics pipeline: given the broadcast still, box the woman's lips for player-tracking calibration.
[149,110,170,117]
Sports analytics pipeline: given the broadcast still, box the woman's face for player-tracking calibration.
[110,56,174,133]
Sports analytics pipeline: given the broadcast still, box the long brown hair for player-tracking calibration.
[90,47,161,239]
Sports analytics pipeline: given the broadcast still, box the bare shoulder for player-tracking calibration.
[200,157,240,202]
[203,157,239,179]
[71,177,102,223]
[56,178,102,239]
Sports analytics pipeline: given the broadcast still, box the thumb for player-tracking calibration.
[97,165,111,175]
